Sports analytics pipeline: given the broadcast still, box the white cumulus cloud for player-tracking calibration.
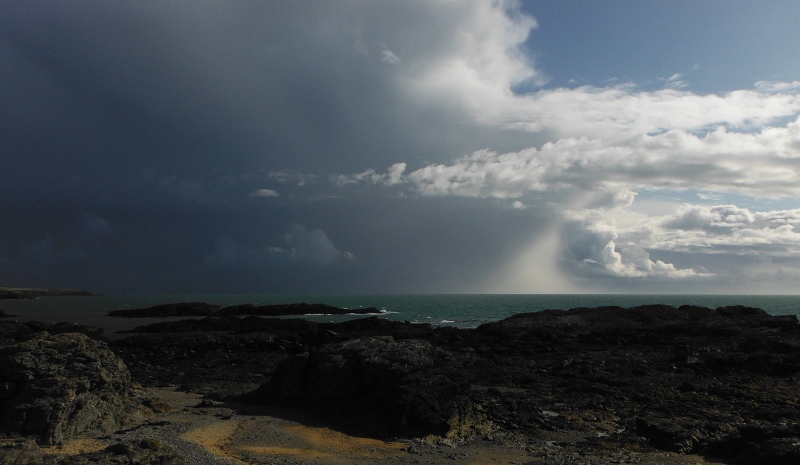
[333,163,406,187]
[655,205,800,254]
[561,211,703,279]
[339,114,800,200]
[754,80,800,93]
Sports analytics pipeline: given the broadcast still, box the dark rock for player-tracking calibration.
[121,315,431,341]
[635,416,711,453]
[0,310,15,318]
[260,336,443,404]
[22,322,105,341]
[731,438,800,465]
[142,398,173,414]
[326,316,431,334]
[0,437,186,465]
[107,302,220,318]
[214,303,256,315]
[715,305,769,318]
[237,316,320,334]
[0,437,56,465]
[110,332,288,397]
[0,321,105,343]
[120,314,240,333]
[216,302,381,316]
[705,423,800,465]
[252,336,471,438]
[119,315,322,334]
[0,321,38,342]
[106,303,800,464]
[59,438,186,465]
[109,301,381,319]
[0,332,142,444]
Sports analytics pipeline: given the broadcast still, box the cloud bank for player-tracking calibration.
[337,62,800,288]
[3,0,800,293]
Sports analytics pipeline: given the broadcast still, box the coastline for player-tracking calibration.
[0,287,97,300]
[3,293,800,336]
[2,303,800,464]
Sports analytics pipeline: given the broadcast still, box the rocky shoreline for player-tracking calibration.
[1,304,800,464]
[107,301,382,318]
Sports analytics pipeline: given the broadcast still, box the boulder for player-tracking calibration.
[252,336,471,438]
[0,437,56,464]
[0,438,185,465]
[0,332,140,444]
[59,438,186,465]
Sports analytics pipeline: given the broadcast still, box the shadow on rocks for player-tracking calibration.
[247,335,476,439]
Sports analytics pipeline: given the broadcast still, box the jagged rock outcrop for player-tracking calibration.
[109,303,800,464]
[0,332,141,444]
[253,336,472,438]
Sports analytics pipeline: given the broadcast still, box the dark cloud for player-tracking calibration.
[0,1,548,293]
[3,1,800,294]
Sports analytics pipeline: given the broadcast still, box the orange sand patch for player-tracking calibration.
[241,446,336,458]
[181,419,245,464]
[241,424,405,458]
[42,439,108,455]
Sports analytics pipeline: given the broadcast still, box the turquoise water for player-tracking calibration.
[2,294,800,337]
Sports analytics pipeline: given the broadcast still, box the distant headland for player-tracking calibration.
[0,286,98,300]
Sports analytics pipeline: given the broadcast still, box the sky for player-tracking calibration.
[3,1,800,295]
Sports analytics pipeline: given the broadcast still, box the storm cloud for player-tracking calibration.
[2,1,800,294]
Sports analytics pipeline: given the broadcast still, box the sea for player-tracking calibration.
[2,294,800,338]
